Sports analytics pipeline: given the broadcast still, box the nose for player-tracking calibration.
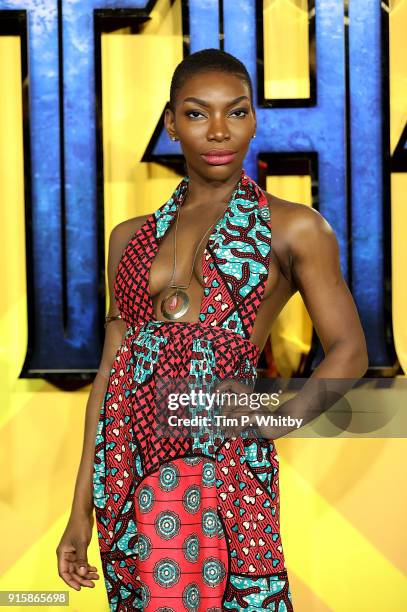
[207,115,230,141]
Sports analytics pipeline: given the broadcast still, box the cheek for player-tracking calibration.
[179,129,205,149]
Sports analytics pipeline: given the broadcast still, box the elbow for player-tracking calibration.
[353,338,369,376]
[355,350,369,377]
[325,338,369,378]
[338,341,369,377]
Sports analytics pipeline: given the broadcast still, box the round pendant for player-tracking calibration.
[160,288,190,320]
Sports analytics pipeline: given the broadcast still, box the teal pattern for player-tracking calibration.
[92,170,293,610]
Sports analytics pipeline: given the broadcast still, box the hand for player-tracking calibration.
[56,511,100,591]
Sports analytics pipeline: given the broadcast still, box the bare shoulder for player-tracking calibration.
[109,214,151,253]
[262,190,338,262]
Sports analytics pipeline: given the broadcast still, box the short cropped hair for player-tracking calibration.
[168,48,254,113]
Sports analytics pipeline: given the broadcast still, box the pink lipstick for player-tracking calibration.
[201,149,236,165]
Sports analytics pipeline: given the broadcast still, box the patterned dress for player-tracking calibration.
[93,169,294,611]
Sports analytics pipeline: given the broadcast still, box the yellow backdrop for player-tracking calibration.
[1,1,406,610]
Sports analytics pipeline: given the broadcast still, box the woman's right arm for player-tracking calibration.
[56,217,145,591]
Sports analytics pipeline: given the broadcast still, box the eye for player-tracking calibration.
[185,108,250,119]
[230,108,249,118]
[185,110,206,119]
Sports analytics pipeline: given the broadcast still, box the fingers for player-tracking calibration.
[57,552,82,591]
[69,562,100,588]
[73,541,90,577]
[59,569,82,591]
[71,570,97,588]
[57,544,99,591]
[74,540,100,588]
[79,566,100,581]
[73,565,96,588]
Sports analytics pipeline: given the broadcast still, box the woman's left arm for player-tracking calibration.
[252,206,370,439]
[289,205,369,377]
[218,205,370,440]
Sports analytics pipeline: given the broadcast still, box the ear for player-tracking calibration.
[164,103,176,140]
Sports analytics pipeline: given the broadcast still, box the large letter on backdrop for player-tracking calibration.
[0,0,395,377]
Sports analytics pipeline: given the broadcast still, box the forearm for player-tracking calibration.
[70,371,111,518]
[304,339,368,379]
[258,341,369,440]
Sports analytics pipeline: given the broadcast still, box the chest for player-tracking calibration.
[114,179,273,339]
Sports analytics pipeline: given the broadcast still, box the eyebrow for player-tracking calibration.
[181,95,250,107]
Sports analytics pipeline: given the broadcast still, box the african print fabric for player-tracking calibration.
[93,169,294,611]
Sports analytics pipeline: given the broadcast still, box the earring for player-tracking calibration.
[171,136,178,141]
[252,133,256,139]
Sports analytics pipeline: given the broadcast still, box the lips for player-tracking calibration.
[201,150,236,166]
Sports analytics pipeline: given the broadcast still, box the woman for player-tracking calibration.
[56,48,368,610]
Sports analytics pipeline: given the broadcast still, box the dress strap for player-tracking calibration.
[199,173,271,340]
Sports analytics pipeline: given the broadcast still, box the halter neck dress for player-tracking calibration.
[93,169,294,611]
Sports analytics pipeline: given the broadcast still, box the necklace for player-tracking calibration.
[160,203,226,320]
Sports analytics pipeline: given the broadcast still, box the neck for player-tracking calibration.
[182,166,244,210]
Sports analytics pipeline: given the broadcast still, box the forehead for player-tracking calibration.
[177,70,250,103]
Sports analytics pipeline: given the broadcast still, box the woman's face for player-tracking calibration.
[165,70,256,179]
